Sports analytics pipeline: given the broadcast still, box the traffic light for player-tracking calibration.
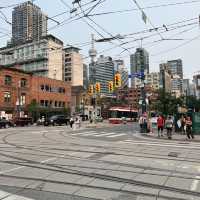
[108,81,113,93]
[95,82,101,93]
[114,73,121,88]
[88,84,94,95]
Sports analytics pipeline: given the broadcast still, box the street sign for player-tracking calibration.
[128,72,145,79]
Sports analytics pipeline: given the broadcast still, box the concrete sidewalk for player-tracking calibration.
[143,130,200,142]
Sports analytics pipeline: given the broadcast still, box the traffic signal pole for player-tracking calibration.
[140,70,147,115]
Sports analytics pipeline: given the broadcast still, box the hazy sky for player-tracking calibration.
[1,0,200,80]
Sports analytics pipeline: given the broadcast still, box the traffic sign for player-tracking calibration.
[128,71,145,79]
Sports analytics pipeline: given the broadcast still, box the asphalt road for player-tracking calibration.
[0,124,200,200]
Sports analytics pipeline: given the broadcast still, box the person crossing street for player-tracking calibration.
[165,116,173,139]
[157,115,165,137]
[185,116,194,140]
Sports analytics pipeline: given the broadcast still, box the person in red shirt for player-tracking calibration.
[157,115,165,137]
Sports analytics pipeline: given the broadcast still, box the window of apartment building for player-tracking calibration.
[45,85,49,92]
[65,63,71,67]
[58,87,65,94]
[65,58,71,62]
[45,100,49,107]
[4,92,11,103]
[58,101,62,107]
[40,100,44,107]
[55,101,58,107]
[41,85,45,91]
[65,77,71,81]
[5,75,12,85]
[62,102,65,107]
[21,78,27,87]
[20,93,26,105]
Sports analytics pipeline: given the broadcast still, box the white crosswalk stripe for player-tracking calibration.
[71,131,126,138]
[107,133,126,138]
[71,131,96,136]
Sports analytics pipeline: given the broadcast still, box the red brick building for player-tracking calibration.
[117,86,158,109]
[0,67,71,119]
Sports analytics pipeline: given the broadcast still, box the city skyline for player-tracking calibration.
[0,0,200,80]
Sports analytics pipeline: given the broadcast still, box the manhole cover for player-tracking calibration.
[168,152,179,157]
[88,152,109,160]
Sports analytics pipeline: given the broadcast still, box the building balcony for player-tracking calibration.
[1,57,48,67]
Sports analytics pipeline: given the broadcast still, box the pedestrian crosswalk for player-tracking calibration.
[70,130,127,139]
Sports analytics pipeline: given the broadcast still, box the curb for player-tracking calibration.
[141,133,200,143]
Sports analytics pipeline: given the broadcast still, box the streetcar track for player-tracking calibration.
[1,131,200,177]
[1,128,200,199]
[0,172,199,199]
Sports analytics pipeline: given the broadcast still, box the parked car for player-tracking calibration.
[0,118,14,128]
[14,117,33,126]
[44,115,69,126]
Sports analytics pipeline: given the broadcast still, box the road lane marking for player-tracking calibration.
[0,155,65,175]
[191,176,200,191]
[94,132,117,137]
[0,166,25,175]
[71,131,96,135]
[107,133,126,138]
[0,191,35,200]
[191,168,200,191]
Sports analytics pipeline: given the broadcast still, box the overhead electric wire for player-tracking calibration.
[131,0,164,40]
[48,0,106,32]
[123,17,198,37]
[71,0,133,54]
[85,0,104,16]
[151,34,200,56]
[87,0,200,17]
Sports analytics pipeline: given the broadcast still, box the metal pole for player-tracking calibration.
[141,71,146,114]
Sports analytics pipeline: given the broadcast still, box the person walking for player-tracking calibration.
[185,116,194,140]
[139,116,144,133]
[157,115,165,137]
[69,117,74,129]
[181,116,186,134]
[165,116,173,139]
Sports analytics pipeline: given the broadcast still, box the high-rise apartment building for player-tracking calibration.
[182,79,190,96]
[132,72,160,90]
[159,63,172,93]
[89,55,114,95]
[12,1,47,45]
[171,75,183,97]
[0,35,63,80]
[63,47,83,86]
[130,48,149,87]
[113,59,129,88]
[167,59,183,79]
[193,72,200,99]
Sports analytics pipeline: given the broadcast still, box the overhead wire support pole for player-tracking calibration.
[131,0,164,40]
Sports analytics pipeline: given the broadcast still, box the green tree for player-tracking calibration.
[186,96,200,112]
[150,89,184,115]
[27,99,39,122]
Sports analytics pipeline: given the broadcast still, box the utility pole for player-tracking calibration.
[140,70,146,114]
